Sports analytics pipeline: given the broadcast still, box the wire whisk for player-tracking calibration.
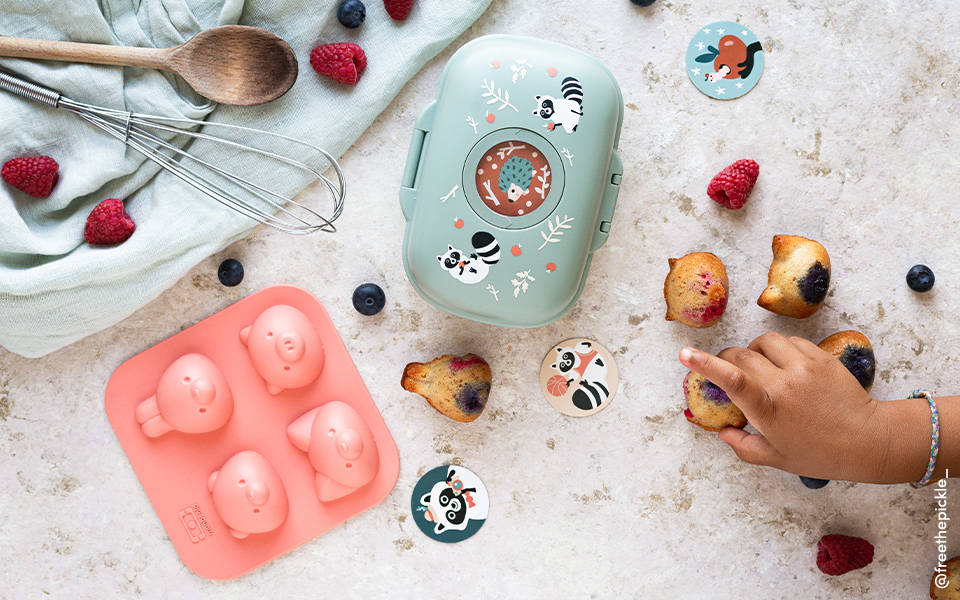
[0,70,344,234]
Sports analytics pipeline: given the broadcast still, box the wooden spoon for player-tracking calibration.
[0,25,298,106]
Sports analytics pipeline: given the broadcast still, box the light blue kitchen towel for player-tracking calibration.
[0,0,491,358]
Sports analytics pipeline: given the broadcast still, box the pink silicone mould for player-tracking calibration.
[135,353,234,438]
[208,451,289,539]
[240,305,325,395]
[104,286,400,580]
[287,401,379,502]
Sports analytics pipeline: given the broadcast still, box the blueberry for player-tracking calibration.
[217,259,244,287]
[352,283,385,316]
[906,264,935,293]
[337,0,366,28]
[799,476,830,490]
[456,382,490,415]
[629,0,656,5]
[797,261,830,305]
[838,345,876,390]
[701,379,731,405]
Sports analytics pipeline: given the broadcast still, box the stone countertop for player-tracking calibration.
[2,1,958,598]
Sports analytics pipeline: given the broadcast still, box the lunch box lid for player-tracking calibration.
[400,35,623,327]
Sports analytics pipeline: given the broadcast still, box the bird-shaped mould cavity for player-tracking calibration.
[208,451,289,539]
[240,305,325,395]
[135,353,234,438]
[287,401,379,502]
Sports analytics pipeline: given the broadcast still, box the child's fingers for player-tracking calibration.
[747,331,807,369]
[718,427,782,468]
[679,347,772,422]
[715,346,779,387]
[788,335,826,360]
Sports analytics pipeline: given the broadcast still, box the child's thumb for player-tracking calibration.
[718,428,782,467]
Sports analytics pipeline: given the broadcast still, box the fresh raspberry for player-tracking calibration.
[2,155,59,198]
[816,534,874,576]
[309,43,366,85]
[383,0,414,20]
[707,159,759,210]
[84,199,135,245]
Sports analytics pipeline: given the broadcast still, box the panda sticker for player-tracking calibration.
[411,465,489,543]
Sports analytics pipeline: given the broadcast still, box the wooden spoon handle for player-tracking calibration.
[0,36,173,71]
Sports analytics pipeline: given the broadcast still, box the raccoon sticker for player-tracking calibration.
[533,76,583,133]
[539,338,619,417]
[437,231,501,285]
[411,465,489,543]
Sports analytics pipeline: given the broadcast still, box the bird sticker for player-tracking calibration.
[696,36,763,83]
[685,22,764,100]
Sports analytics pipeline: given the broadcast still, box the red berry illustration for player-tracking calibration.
[486,112,495,124]
[491,60,501,69]
[454,218,464,229]
[547,67,558,77]
[546,263,557,272]
[511,245,522,256]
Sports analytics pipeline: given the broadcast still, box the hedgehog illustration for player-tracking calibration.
[497,156,533,203]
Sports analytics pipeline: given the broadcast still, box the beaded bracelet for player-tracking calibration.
[910,390,940,489]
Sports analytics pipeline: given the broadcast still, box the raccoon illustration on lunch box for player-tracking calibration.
[533,76,584,133]
[437,231,501,285]
[400,35,624,328]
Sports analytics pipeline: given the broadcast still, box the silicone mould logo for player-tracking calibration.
[179,504,213,543]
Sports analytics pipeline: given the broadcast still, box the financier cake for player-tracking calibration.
[683,371,747,431]
[930,555,960,599]
[663,252,729,328]
[818,330,876,391]
[401,354,492,423]
[757,235,831,318]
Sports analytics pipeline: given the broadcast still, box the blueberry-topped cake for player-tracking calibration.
[757,235,831,319]
[401,354,492,423]
[818,330,876,391]
[683,371,747,431]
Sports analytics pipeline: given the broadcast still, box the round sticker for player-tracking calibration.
[474,139,553,217]
[686,22,764,100]
[540,338,619,417]
[411,465,489,543]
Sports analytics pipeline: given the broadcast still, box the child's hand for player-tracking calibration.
[679,332,926,484]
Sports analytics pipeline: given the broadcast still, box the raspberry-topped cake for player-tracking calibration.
[663,252,729,328]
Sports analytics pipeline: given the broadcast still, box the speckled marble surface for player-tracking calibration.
[3,1,960,598]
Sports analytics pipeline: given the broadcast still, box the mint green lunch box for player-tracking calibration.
[400,35,623,327]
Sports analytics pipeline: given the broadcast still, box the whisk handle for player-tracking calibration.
[0,36,171,71]
[0,70,62,107]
